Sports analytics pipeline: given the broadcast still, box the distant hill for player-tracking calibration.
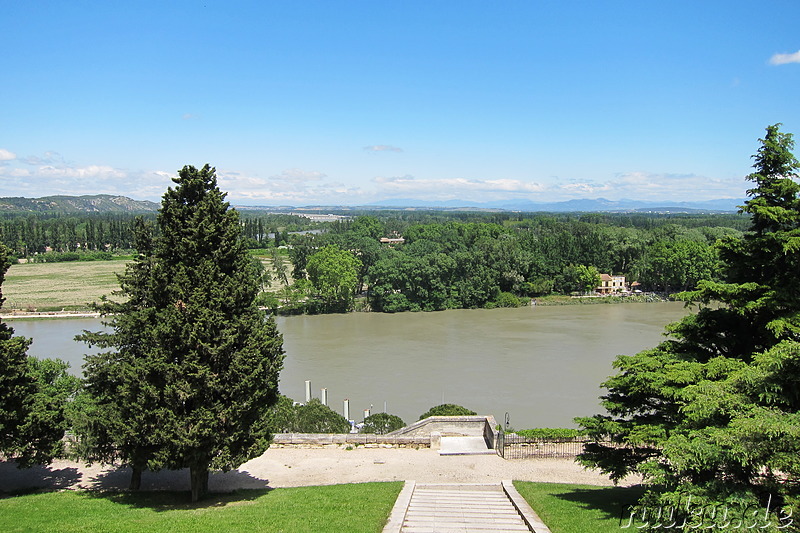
[365,197,744,213]
[0,194,159,214]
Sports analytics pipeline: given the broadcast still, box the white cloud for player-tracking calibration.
[216,168,371,204]
[364,145,404,153]
[769,50,800,65]
[0,148,749,205]
[373,175,546,199]
[23,151,64,165]
[368,170,746,203]
[552,171,746,201]
[37,164,127,180]
[0,151,173,200]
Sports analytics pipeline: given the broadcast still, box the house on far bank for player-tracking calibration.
[596,274,626,294]
[379,237,405,245]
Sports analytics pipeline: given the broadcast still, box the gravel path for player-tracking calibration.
[0,447,640,493]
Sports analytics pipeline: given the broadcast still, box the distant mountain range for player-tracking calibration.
[363,197,745,213]
[0,194,159,214]
[0,194,745,215]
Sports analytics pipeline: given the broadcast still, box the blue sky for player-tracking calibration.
[1,1,799,205]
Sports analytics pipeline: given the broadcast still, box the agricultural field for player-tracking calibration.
[2,253,293,313]
[2,260,126,312]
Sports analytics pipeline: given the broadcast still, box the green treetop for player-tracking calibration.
[306,244,362,312]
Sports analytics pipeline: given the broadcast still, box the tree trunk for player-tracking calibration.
[190,464,209,502]
[129,465,143,491]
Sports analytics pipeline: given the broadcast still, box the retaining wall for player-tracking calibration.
[271,433,431,448]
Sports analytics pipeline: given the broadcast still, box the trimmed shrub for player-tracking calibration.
[270,396,351,434]
[418,403,477,420]
[361,413,406,434]
[514,428,585,439]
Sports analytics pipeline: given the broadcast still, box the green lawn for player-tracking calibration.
[514,481,645,533]
[0,483,403,533]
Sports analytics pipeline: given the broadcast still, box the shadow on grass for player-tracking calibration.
[0,460,81,496]
[552,485,646,522]
[82,466,273,509]
[0,458,275,510]
[83,487,275,511]
[88,465,270,492]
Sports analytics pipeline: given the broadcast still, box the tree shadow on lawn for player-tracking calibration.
[85,467,273,509]
[551,484,646,522]
[0,460,81,496]
[83,487,274,511]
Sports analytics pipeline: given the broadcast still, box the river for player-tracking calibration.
[6,301,689,429]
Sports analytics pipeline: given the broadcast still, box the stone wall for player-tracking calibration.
[270,416,500,450]
[387,415,499,449]
[271,433,431,449]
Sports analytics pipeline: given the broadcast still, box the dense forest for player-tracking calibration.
[0,212,319,259]
[0,209,750,310]
[279,211,748,313]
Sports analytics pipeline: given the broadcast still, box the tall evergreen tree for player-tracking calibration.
[577,124,800,525]
[79,165,284,501]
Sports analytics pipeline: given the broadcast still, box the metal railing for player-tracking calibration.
[496,431,588,459]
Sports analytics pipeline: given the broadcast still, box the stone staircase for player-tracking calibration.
[383,481,551,533]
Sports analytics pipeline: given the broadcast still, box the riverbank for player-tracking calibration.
[1,311,101,320]
[533,292,672,306]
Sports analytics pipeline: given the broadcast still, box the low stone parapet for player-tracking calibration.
[386,415,499,450]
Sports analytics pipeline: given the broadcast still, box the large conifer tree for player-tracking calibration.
[577,124,800,524]
[80,165,284,501]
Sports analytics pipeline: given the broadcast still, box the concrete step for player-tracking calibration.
[399,483,531,532]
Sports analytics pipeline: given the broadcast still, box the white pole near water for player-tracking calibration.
[305,380,311,403]
[344,399,350,420]
[321,388,328,406]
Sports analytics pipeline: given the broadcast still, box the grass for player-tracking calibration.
[2,261,126,311]
[514,481,645,533]
[0,482,403,533]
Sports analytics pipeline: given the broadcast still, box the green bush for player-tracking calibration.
[418,403,477,420]
[32,251,114,263]
[514,428,585,439]
[493,291,521,308]
[360,413,406,434]
[270,396,351,434]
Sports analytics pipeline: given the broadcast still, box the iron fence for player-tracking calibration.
[496,432,589,459]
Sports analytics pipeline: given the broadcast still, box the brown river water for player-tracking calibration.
[8,301,689,428]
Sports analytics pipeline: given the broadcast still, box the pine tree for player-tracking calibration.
[80,165,284,501]
[576,124,800,523]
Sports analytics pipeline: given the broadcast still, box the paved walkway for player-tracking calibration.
[383,481,551,533]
